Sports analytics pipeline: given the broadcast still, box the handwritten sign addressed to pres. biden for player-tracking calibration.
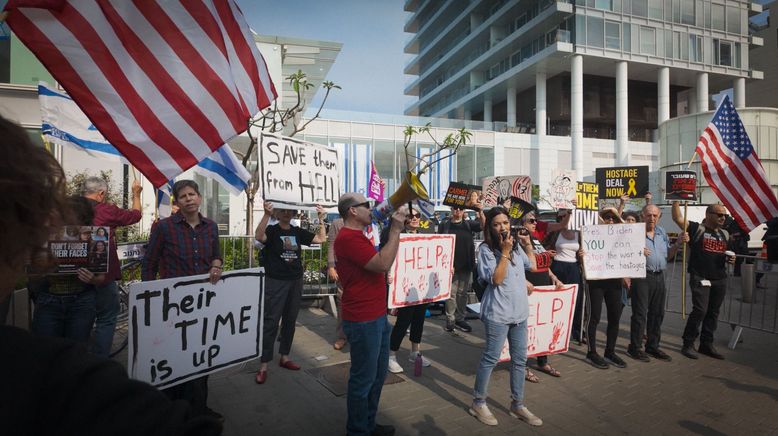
[581,223,646,280]
[388,234,455,309]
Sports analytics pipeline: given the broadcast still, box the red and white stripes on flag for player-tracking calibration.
[695,95,778,232]
[4,0,276,188]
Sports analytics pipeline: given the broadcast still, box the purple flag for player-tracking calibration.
[367,160,384,202]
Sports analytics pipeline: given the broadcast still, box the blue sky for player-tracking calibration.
[238,0,413,115]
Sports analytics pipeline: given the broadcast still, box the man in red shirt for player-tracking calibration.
[83,176,142,357]
[334,193,408,436]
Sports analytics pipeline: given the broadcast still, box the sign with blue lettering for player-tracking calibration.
[128,268,264,388]
[581,224,646,280]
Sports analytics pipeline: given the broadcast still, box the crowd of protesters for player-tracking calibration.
[0,108,746,436]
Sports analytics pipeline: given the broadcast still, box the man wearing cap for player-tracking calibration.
[672,201,736,360]
[628,204,687,363]
[335,193,408,436]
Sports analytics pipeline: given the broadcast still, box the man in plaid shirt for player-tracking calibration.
[142,179,224,422]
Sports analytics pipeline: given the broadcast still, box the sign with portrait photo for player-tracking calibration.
[48,225,110,274]
[443,182,482,210]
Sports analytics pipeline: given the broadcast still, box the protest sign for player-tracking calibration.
[581,223,646,279]
[665,171,698,201]
[388,234,456,309]
[259,133,340,209]
[567,182,600,230]
[47,226,110,274]
[482,175,532,209]
[118,242,146,261]
[493,285,578,361]
[548,169,577,209]
[508,198,535,220]
[596,166,648,199]
[128,269,264,389]
[443,182,482,210]
[367,160,384,203]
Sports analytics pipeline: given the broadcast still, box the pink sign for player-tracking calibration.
[367,160,384,202]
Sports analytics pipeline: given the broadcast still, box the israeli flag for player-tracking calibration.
[38,82,249,196]
[156,180,174,218]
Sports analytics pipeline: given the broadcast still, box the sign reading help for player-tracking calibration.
[388,234,456,309]
[581,224,646,280]
[260,133,340,209]
[128,269,264,389]
[498,285,579,361]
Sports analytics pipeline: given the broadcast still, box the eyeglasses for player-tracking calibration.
[708,212,727,218]
[409,213,420,218]
[351,201,371,210]
[602,214,616,220]
[526,218,536,223]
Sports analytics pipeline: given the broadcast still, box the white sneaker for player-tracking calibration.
[469,401,498,426]
[510,405,543,426]
[387,355,403,373]
[408,351,431,367]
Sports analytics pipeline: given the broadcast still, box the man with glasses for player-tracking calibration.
[438,204,484,332]
[672,202,735,360]
[335,193,408,436]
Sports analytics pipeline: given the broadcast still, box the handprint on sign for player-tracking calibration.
[432,272,440,290]
[527,327,537,353]
[417,274,427,292]
[402,277,411,297]
[548,322,564,351]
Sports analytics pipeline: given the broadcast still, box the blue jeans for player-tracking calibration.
[32,290,96,343]
[474,319,528,405]
[342,315,391,436]
[91,281,119,357]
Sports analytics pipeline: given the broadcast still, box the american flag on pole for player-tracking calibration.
[4,0,276,188]
[696,95,778,232]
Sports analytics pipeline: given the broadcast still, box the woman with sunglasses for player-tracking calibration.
[520,212,564,382]
[381,209,432,373]
[469,207,542,427]
[581,207,629,369]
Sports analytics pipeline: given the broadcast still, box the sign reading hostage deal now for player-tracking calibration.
[596,165,648,199]
[128,269,264,389]
[665,170,698,201]
[388,234,456,309]
[260,133,340,209]
[497,285,579,361]
[581,223,646,280]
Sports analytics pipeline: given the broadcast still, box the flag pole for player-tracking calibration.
[679,150,698,320]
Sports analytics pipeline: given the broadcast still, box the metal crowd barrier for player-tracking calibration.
[663,254,778,349]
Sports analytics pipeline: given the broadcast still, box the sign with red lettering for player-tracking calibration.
[128,268,264,389]
[665,170,697,201]
[498,285,578,361]
[388,234,456,309]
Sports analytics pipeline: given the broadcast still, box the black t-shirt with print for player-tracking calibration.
[525,236,552,286]
[687,221,731,280]
[438,219,481,272]
[263,224,315,280]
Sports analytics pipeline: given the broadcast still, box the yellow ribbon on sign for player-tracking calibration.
[626,178,637,196]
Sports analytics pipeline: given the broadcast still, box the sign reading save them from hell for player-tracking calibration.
[581,223,646,280]
[388,234,456,309]
[596,165,648,199]
[497,285,579,361]
[128,269,264,389]
[260,133,340,209]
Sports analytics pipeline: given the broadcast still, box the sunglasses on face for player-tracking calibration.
[351,201,371,210]
[526,218,536,223]
[708,212,727,218]
[603,214,616,220]
[409,213,420,218]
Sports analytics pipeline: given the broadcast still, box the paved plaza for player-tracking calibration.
[181,295,778,436]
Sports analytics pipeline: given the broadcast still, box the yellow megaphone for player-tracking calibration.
[371,171,429,222]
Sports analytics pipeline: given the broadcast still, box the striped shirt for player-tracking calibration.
[141,212,221,281]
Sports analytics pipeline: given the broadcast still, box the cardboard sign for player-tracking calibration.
[443,182,482,210]
[568,209,599,231]
[128,269,264,388]
[596,166,648,199]
[388,234,456,309]
[492,285,579,361]
[259,133,340,209]
[665,171,697,201]
[581,223,646,279]
[576,182,599,211]
[482,175,531,209]
[48,226,110,274]
[548,169,577,209]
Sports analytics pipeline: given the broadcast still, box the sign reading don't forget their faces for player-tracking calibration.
[259,133,340,210]
[128,269,264,389]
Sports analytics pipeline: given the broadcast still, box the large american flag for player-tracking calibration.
[696,95,778,232]
[4,0,276,188]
